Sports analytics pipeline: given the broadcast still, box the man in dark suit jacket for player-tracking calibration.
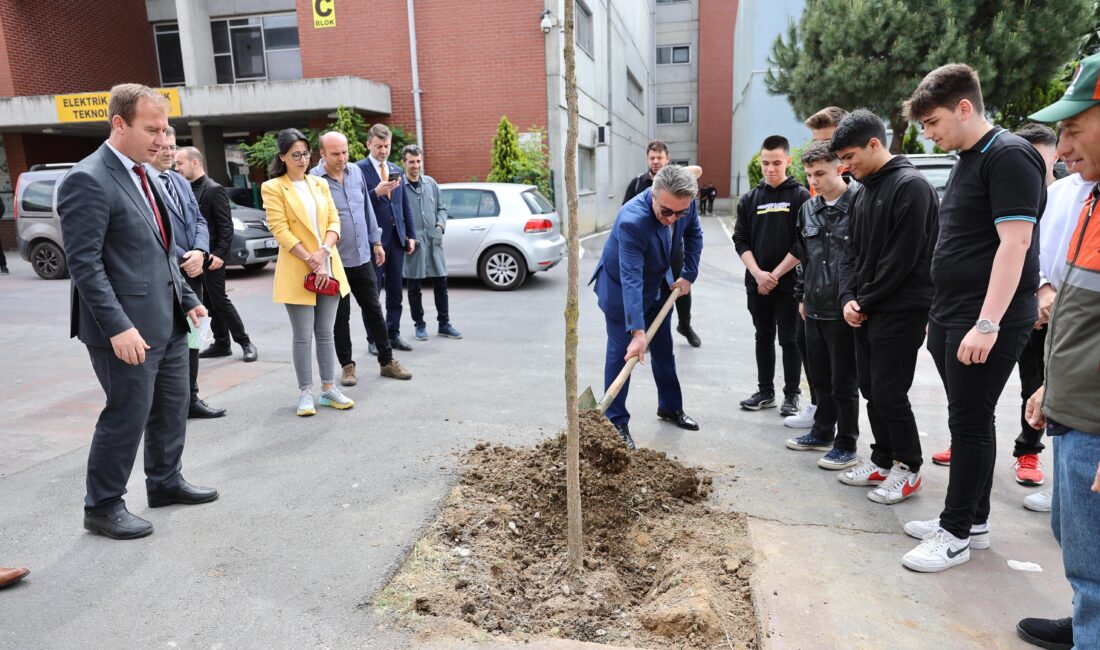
[592,165,704,449]
[147,129,225,420]
[356,123,417,351]
[175,146,258,364]
[57,84,219,540]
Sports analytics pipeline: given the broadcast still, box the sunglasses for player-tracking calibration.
[656,201,690,218]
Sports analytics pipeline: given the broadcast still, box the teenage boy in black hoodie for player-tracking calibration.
[733,135,809,416]
[830,110,938,506]
[899,64,1045,574]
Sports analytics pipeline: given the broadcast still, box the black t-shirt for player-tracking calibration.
[930,127,1046,328]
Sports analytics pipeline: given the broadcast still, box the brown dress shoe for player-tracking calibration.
[0,567,29,588]
[341,363,357,386]
[380,359,412,380]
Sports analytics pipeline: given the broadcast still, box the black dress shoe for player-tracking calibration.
[241,343,258,363]
[1017,617,1073,650]
[188,399,227,419]
[368,342,379,356]
[148,480,219,508]
[84,506,153,540]
[676,321,702,347]
[657,409,699,431]
[390,336,414,351]
[198,344,232,359]
[613,422,636,450]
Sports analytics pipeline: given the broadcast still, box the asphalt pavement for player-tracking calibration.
[0,218,1068,649]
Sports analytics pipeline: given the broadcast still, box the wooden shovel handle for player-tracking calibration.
[598,287,683,414]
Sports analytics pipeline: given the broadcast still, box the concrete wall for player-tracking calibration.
[730,0,807,196]
[544,0,655,234]
[654,0,698,166]
[145,0,296,22]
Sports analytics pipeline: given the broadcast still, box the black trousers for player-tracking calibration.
[336,262,393,367]
[805,318,859,451]
[1013,325,1047,457]
[855,310,926,472]
[0,234,7,269]
[746,291,801,395]
[185,275,203,402]
[85,329,189,512]
[371,237,406,338]
[797,316,817,405]
[671,241,692,326]
[203,266,251,348]
[408,276,450,327]
[928,321,1029,539]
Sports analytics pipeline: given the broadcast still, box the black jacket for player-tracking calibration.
[733,176,809,294]
[623,171,653,205]
[837,156,938,314]
[795,180,861,320]
[190,175,234,261]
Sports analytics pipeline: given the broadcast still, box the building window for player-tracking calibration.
[656,45,690,65]
[575,1,594,56]
[578,146,595,192]
[154,24,186,86]
[656,105,691,124]
[627,70,644,111]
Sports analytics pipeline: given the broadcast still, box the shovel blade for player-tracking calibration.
[577,386,597,411]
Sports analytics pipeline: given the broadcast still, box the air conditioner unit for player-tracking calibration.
[595,126,608,146]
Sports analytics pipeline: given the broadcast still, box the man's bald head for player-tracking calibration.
[174,146,206,181]
[319,131,350,174]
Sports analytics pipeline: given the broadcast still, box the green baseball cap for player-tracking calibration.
[1031,53,1100,122]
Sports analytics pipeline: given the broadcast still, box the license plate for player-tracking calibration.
[264,239,279,249]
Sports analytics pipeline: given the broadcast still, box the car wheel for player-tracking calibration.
[478,246,527,291]
[31,241,68,280]
[242,262,269,271]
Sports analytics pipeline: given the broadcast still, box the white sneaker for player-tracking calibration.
[1024,486,1053,512]
[297,392,316,417]
[319,387,355,410]
[868,462,923,504]
[903,519,990,549]
[839,461,892,486]
[783,403,817,428]
[902,528,971,572]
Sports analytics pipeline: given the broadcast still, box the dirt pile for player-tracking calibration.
[377,410,759,648]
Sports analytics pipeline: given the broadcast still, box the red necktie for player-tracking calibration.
[132,165,169,251]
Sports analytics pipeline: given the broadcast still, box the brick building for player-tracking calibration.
[0,0,689,252]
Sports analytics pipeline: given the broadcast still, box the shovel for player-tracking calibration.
[578,287,683,413]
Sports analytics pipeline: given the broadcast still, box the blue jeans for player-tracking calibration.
[1051,430,1100,648]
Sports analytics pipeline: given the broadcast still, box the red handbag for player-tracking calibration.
[304,273,340,296]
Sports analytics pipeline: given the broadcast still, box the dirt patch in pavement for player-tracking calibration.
[375,410,759,648]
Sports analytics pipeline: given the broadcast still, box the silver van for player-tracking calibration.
[15,164,276,279]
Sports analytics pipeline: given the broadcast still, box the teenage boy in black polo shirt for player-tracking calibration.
[900,64,1046,573]
[830,110,938,505]
[733,135,809,416]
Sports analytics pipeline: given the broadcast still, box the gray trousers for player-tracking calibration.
[286,294,339,389]
[85,334,189,512]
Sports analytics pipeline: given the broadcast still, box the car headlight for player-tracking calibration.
[232,217,247,232]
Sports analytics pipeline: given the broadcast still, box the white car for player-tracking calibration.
[438,183,566,290]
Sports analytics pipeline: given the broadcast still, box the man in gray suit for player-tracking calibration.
[58,84,219,540]
[146,127,226,419]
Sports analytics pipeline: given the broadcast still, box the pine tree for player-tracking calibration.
[487,117,521,183]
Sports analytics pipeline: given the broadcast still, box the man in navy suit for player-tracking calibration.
[356,124,418,351]
[146,127,225,419]
[591,165,704,449]
[57,84,218,540]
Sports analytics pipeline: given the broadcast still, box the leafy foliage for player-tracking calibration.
[515,127,554,200]
[487,116,522,183]
[901,123,926,154]
[767,0,1091,152]
[387,124,417,164]
[238,132,279,172]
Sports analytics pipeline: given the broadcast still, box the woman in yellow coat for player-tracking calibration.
[263,128,354,416]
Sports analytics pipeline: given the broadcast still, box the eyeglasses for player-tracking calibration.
[655,201,690,218]
[286,151,310,161]
[159,145,179,153]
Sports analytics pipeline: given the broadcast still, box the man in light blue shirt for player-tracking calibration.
[311,131,411,384]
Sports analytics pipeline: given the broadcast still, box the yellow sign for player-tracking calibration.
[313,0,336,28]
[55,88,182,123]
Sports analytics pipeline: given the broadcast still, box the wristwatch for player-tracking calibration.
[976,319,1000,334]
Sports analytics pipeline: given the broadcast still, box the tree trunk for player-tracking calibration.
[889,111,907,154]
[562,0,584,573]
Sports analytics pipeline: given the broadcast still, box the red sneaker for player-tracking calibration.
[932,447,952,466]
[1014,454,1044,486]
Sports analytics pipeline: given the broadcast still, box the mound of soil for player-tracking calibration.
[376,411,759,648]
